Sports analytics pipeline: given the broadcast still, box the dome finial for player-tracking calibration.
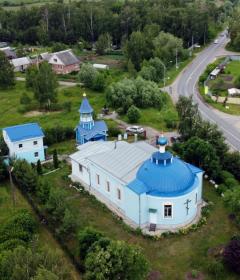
[157,135,168,153]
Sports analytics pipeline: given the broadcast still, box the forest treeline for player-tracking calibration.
[0,0,235,47]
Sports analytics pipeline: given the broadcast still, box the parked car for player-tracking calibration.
[214,39,219,44]
[126,126,144,135]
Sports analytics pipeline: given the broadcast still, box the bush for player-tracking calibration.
[223,238,240,274]
[108,126,121,137]
[20,92,31,105]
[207,260,225,279]
[44,126,75,145]
[78,63,98,88]
[127,105,141,123]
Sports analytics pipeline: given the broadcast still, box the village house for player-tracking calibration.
[70,136,203,232]
[48,49,80,74]
[0,46,17,60]
[2,123,46,163]
[11,57,31,72]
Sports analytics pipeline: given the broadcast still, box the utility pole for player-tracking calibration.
[8,166,15,207]
[175,48,178,69]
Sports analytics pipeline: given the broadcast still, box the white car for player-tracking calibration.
[126,126,144,135]
[214,39,219,44]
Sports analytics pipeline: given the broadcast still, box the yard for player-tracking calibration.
[0,81,177,141]
[200,60,240,115]
[0,181,80,279]
[43,164,239,280]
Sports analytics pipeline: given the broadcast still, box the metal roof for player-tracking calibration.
[87,141,156,183]
[79,97,93,114]
[54,49,79,66]
[77,121,108,141]
[11,57,31,67]
[3,123,44,142]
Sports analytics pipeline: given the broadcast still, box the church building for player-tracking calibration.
[75,94,108,145]
[70,136,203,232]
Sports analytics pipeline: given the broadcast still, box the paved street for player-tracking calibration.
[168,35,240,151]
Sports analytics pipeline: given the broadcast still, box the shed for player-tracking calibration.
[210,68,220,79]
[11,57,31,72]
[93,63,109,70]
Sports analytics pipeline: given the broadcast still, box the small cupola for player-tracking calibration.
[151,135,173,166]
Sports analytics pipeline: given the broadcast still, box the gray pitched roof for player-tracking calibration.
[54,50,79,66]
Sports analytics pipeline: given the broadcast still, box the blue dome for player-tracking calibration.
[157,136,168,146]
[136,155,196,197]
[79,97,93,114]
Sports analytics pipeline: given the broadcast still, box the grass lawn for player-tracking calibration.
[44,164,239,280]
[225,60,240,77]
[0,81,106,129]
[0,181,81,280]
[121,93,178,131]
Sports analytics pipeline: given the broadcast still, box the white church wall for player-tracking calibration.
[89,162,125,212]
[71,160,90,187]
[146,186,199,227]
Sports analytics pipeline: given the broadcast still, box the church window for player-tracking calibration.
[79,164,83,172]
[195,193,197,204]
[164,204,172,218]
[33,141,38,145]
[19,144,23,148]
[34,152,39,157]
[117,188,121,200]
[96,174,100,185]
[106,181,110,192]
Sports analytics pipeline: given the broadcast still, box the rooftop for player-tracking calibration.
[3,123,44,142]
[53,49,79,66]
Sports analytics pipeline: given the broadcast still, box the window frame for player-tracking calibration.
[106,181,110,192]
[34,152,39,158]
[117,188,121,200]
[79,164,83,172]
[96,174,100,185]
[163,203,173,219]
[33,140,38,145]
[18,143,23,148]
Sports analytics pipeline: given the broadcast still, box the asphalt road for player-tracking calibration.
[170,34,240,151]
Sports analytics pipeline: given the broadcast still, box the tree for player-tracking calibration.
[0,158,7,182]
[176,96,201,140]
[0,51,15,89]
[25,65,38,89]
[223,151,240,181]
[36,179,50,204]
[78,63,98,88]
[223,238,240,274]
[36,160,42,175]
[78,227,103,261]
[85,240,149,280]
[33,268,59,280]
[0,209,37,244]
[46,188,67,223]
[92,72,106,91]
[124,31,149,71]
[32,62,58,108]
[224,187,240,213]
[53,149,59,169]
[127,105,141,123]
[57,208,77,239]
[13,160,38,193]
[153,31,185,66]
[182,136,221,179]
[96,33,112,55]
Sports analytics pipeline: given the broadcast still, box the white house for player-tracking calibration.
[70,137,203,232]
[2,123,46,163]
[11,57,31,72]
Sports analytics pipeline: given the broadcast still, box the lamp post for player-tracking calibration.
[159,60,166,87]
[8,166,15,207]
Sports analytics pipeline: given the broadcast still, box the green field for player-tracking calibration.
[0,81,177,134]
[43,164,239,280]
[0,182,81,279]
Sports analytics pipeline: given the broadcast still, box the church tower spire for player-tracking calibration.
[79,93,94,130]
